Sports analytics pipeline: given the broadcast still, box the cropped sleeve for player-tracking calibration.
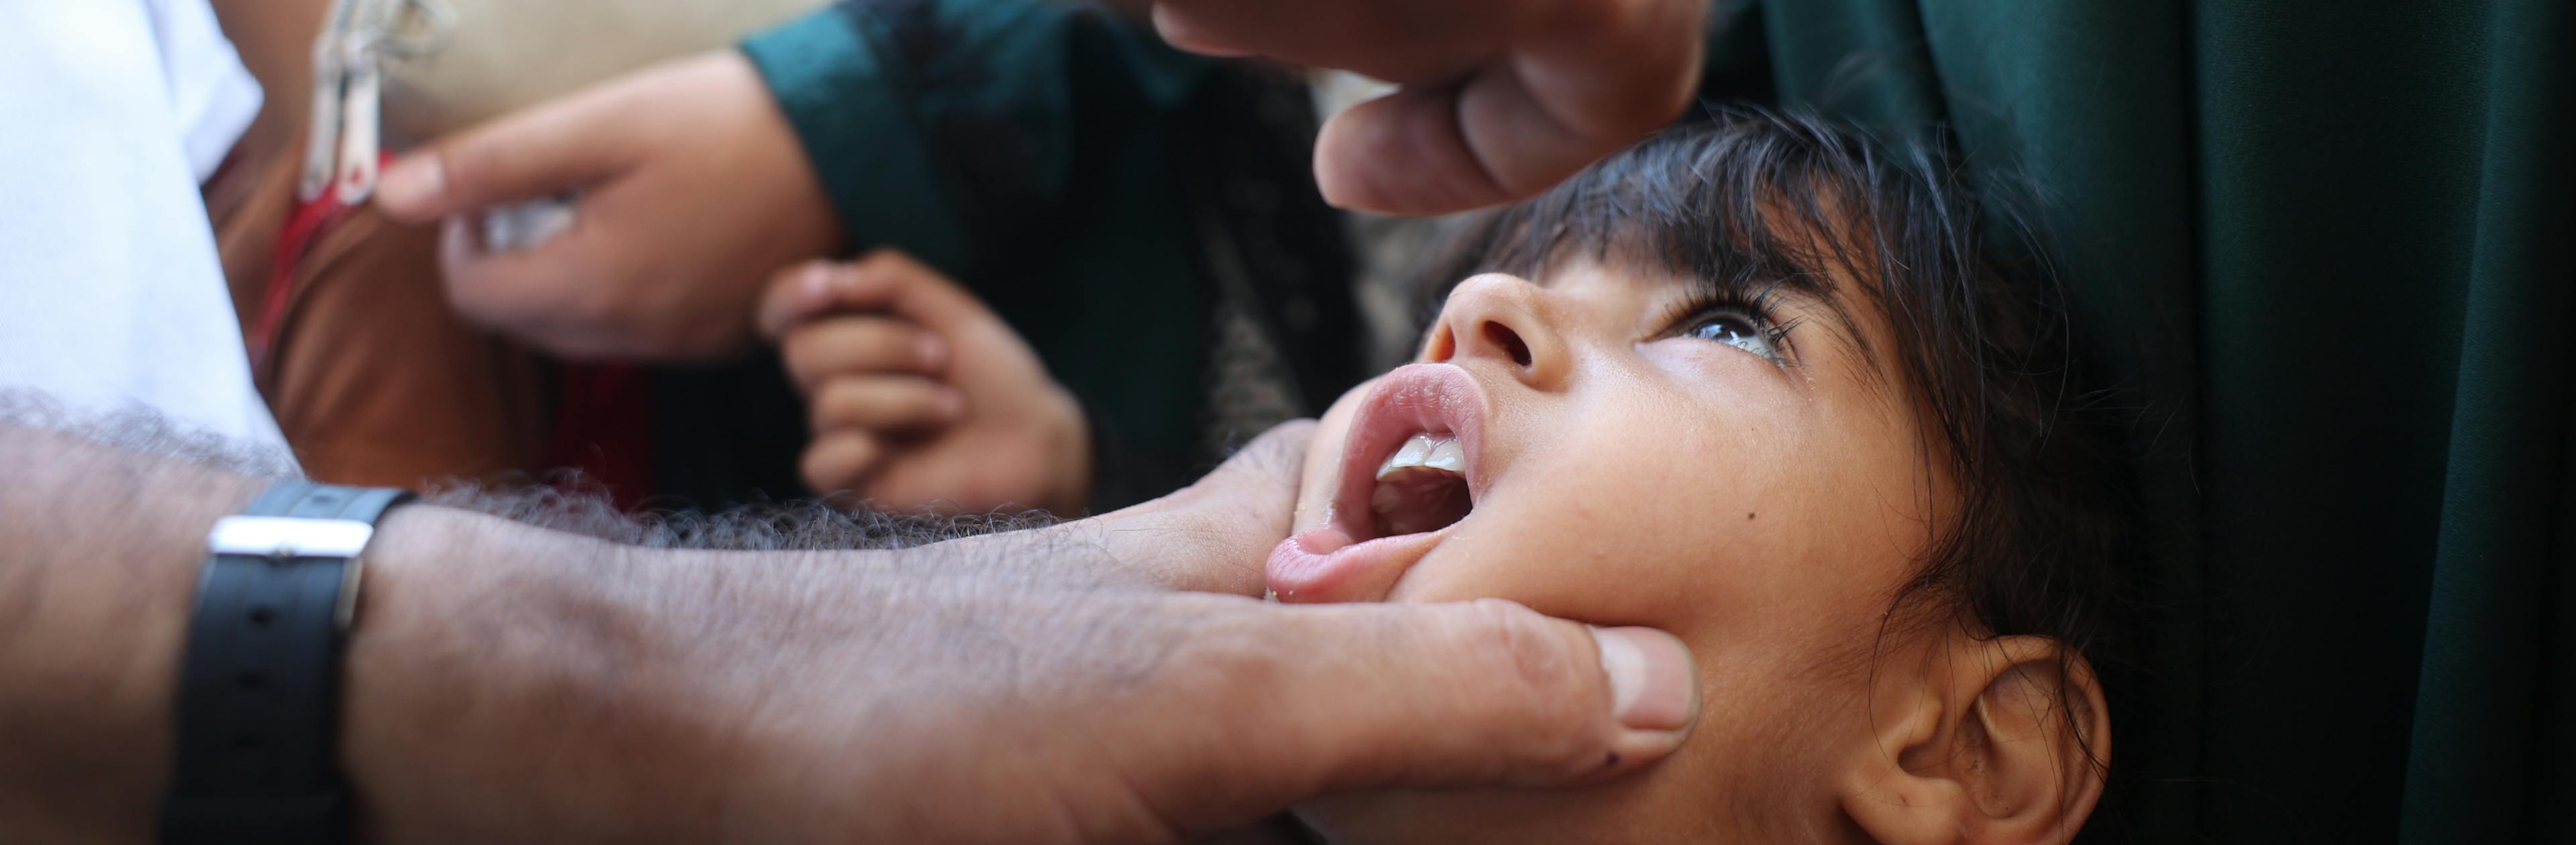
[741,0,1210,277]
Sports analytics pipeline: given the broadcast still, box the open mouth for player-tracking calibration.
[1366,432,1475,538]
[1267,363,1491,602]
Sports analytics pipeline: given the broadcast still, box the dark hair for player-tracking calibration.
[1424,108,2143,840]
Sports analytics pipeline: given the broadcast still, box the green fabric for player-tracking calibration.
[1718,1,2574,841]
[742,1,1223,504]
[743,9,969,274]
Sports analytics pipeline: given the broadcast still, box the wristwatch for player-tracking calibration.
[160,481,413,844]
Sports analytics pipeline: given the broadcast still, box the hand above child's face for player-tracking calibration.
[760,250,1091,515]
[1275,258,1996,842]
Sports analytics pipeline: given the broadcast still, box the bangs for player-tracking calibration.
[1427,110,1905,365]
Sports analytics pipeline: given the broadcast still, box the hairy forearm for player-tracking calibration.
[0,411,789,842]
[0,418,266,841]
[340,506,748,843]
[0,399,1320,843]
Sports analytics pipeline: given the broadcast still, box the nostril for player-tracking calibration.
[1483,321,1532,368]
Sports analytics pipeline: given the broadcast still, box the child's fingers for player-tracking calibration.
[839,249,1007,337]
[782,315,949,392]
[757,260,902,340]
[759,251,1009,343]
[800,430,888,498]
[808,376,967,434]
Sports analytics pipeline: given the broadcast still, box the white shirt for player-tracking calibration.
[0,0,288,452]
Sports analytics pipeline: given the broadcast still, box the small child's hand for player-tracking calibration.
[759,249,1091,514]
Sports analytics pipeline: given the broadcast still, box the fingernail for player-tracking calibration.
[916,335,948,370]
[378,156,444,209]
[1593,626,1697,732]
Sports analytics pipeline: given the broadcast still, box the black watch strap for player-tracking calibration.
[162,481,413,845]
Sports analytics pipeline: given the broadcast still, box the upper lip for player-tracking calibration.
[1330,363,1492,541]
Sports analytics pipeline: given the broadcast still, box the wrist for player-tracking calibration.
[0,422,265,842]
[338,508,735,843]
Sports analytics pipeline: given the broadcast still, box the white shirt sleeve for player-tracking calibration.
[0,0,292,455]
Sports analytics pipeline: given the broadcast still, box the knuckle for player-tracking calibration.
[860,323,915,368]
[813,381,867,418]
[435,146,486,195]
[781,332,823,375]
[1454,600,1583,702]
[1443,600,1607,773]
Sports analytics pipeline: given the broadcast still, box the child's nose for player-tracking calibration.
[1425,273,1571,392]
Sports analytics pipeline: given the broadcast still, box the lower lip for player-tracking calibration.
[1265,525,1446,602]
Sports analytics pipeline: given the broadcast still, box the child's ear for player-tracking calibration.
[1838,634,2108,845]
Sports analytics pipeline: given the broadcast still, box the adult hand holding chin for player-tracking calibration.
[712,421,1703,842]
[1148,0,1706,215]
[349,420,1698,843]
[373,51,839,359]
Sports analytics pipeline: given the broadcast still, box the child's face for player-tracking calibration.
[1273,256,1955,842]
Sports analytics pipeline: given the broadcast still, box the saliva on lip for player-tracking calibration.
[1370,433,1473,537]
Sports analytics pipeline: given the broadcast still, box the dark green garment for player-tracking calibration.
[1710,1,2573,841]
[731,1,1362,508]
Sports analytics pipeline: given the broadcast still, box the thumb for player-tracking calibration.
[934,420,1316,595]
[1139,598,1700,834]
[375,87,638,222]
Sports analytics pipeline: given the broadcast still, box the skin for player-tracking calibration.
[1277,257,2106,844]
[1150,0,1705,214]
[371,0,1705,357]
[0,407,1707,844]
[375,52,839,359]
[756,250,1093,515]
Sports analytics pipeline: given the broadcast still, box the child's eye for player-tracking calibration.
[1680,313,1781,360]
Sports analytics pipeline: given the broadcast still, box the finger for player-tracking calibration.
[781,315,949,391]
[376,83,643,222]
[1012,420,1315,596]
[1148,3,1252,56]
[1128,598,1700,834]
[1315,5,1701,215]
[808,376,965,433]
[759,251,1009,342]
[1313,87,1519,214]
[437,216,616,357]
[1148,0,1520,82]
[840,249,1009,337]
[757,261,902,340]
[800,431,890,498]
[437,207,716,360]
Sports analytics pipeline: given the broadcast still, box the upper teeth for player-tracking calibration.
[1377,433,1464,480]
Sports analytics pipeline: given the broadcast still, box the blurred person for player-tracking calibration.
[0,0,282,449]
[0,0,551,490]
[199,0,553,490]
[375,1,1392,512]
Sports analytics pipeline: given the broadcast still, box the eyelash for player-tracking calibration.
[1656,281,1803,366]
